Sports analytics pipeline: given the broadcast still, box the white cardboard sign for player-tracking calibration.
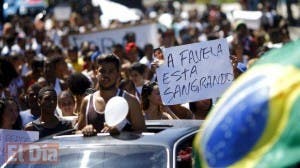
[233,10,263,30]
[54,6,72,21]
[68,23,159,54]
[156,38,234,105]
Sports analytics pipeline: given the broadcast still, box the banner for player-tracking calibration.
[156,38,233,105]
[68,23,159,54]
[0,129,39,165]
[233,10,262,30]
[54,6,72,21]
[94,0,140,26]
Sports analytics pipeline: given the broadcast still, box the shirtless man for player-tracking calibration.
[77,54,145,135]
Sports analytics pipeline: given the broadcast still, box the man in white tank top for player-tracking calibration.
[77,54,145,135]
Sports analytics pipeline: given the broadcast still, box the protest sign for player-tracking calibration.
[54,6,72,21]
[156,38,234,105]
[0,129,39,165]
[233,10,262,30]
[68,23,159,54]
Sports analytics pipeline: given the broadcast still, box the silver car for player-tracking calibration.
[3,120,202,168]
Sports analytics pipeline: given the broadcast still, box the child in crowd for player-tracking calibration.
[58,90,76,116]
[128,62,149,102]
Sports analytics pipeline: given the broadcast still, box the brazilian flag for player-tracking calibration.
[193,39,300,168]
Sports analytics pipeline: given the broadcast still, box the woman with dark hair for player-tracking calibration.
[0,98,22,130]
[141,82,179,120]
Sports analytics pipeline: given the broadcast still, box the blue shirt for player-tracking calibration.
[20,109,39,128]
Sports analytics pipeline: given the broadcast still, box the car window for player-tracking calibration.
[175,132,197,168]
[5,145,168,168]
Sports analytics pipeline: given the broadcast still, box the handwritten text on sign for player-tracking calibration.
[156,39,234,105]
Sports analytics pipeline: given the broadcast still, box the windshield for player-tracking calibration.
[4,145,168,168]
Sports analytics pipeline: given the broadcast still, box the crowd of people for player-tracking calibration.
[0,0,294,138]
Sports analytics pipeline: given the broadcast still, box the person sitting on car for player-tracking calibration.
[25,86,73,138]
[77,54,145,136]
[141,81,194,119]
[141,81,179,120]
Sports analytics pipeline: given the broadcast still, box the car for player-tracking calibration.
[3,120,203,168]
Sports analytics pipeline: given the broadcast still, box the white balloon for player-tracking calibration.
[105,96,129,127]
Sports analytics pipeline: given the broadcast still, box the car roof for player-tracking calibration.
[39,120,203,149]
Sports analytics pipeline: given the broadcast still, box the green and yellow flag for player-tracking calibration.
[194,39,300,168]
